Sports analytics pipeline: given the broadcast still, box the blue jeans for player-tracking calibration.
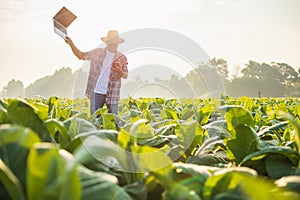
[90,93,118,115]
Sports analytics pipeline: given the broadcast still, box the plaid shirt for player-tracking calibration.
[83,48,128,105]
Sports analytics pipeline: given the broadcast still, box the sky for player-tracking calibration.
[0,0,300,90]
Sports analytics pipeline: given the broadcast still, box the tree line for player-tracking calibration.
[1,59,300,98]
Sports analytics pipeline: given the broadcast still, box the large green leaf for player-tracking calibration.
[67,129,119,152]
[131,145,173,173]
[88,107,108,123]
[44,119,70,148]
[79,165,132,200]
[6,99,50,141]
[0,159,25,200]
[175,121,204,157]
[27,143,81,200]
[137,135,170,148]
[154,122,177,135]
[147,162,213,200]
[240,146,299,166]
[226,124,259,164]
[265,155,297,179]
[135,99,150,111]
[240,96,254,111]
[0,124,40,195]
[203,167,257,200]
[118,128,132,150]
[222,106,255,134]
[102,113,117,130]
[202,119,230,138]
[30,102,49,122]
[194,103,216,125]
[63,117,96,139]
[162,107,179,120]
[194,136,225,155]
[74,136,128,172]
[165,163,217,199]
[180,107,194,121]
[129,119,155,142]
[186,153,229,166]
[74,136,142,184]
[76,135,173,180]
[241,174,300,200]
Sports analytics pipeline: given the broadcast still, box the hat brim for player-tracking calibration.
[101,37,125,44]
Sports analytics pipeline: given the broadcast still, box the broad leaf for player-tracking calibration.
[175,121,204,156]
[6,99,50,141]
[240,146,299,166]
[0,124,40,194]
[226,124,259,164]
[129,119,154,141]
[222,106,255,134]
[27,143,81,200]
[63,117,96,139]
[131,145,173,172]
[203,167,257,200]
[0,159,25,200]
[102,113,117,130]
[67,129,119,152]
[265,155,296,179]
[44,119,70,148]
[79,165,132,200]
[194,104,216,125]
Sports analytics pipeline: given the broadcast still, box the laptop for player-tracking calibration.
[53,7,77,39]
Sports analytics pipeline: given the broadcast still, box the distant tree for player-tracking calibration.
[2,79,25,97]
[25,67,75,98]
[210,58,229,81]
[271,62,298,83]
[270,62,299,96]
[228,61,300,97]
[231,65,243,80]
[241,61,282,81]
[185,66,208,97]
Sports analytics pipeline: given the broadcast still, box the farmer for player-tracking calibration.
[65,30,128,115]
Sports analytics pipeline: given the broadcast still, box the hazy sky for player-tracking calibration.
[0,0,300,89]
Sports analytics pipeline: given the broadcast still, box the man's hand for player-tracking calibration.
[111,62,123,74]
[65,36,73,46]
[111,62,128,79]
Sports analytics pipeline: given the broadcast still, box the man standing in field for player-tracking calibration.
[65,30,128,115]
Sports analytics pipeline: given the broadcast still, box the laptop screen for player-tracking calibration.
[53,7,77,39]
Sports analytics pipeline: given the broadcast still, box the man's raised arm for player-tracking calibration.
[65,36,84,60]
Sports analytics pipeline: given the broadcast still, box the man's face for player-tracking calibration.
[107,43,118,52]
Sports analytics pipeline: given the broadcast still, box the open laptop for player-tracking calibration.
[53,7,77,39]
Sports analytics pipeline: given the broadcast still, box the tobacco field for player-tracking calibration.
[0,96,300,200]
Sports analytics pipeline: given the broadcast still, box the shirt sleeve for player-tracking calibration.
[82,48,100,60]
[82,52,89,60]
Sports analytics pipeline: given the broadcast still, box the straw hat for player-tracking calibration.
[101,30,125,44]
